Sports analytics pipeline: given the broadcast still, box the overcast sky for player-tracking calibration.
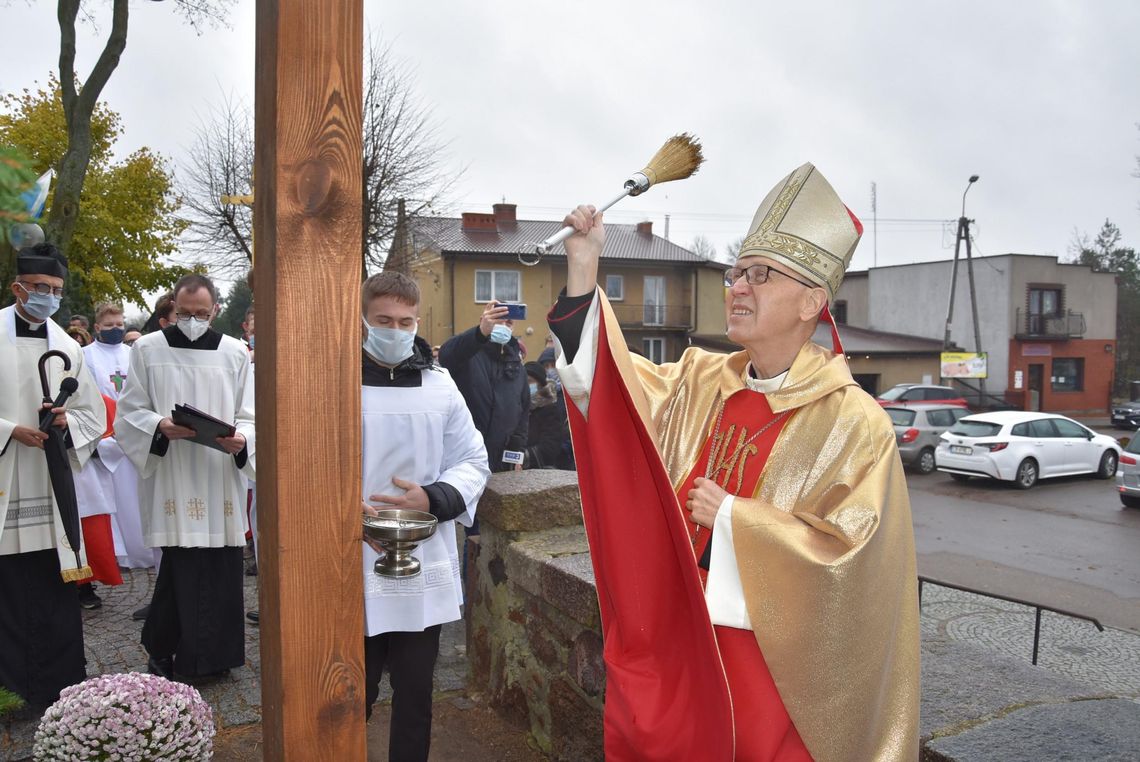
[4,0,1140,276]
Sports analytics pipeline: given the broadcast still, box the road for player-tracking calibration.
[908,468,1140,633]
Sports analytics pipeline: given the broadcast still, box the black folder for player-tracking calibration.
[171,403,237,453]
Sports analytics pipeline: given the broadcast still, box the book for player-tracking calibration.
[171,403,237,453]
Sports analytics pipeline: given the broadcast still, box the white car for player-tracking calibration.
[936,411,1121,489]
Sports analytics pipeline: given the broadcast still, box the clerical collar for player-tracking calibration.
[744,363,788,394]
[14,310,48,338]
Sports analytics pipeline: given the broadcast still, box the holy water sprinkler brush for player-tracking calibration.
[521,133,705,266]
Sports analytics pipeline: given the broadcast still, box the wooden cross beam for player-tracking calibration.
[253,1,366,759]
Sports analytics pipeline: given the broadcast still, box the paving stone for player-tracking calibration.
[926,698,1140,762]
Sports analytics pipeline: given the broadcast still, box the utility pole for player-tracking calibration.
[870,181,877,268]
[942,174,986,403]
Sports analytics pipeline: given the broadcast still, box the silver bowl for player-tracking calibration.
[362,509,438,578]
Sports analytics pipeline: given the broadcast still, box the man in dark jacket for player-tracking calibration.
[522,362,571,469]
[438,301,529,474]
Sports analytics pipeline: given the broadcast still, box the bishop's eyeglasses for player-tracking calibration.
[723,264,817,289]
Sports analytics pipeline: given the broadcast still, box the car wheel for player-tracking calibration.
[1123,495,1140,509]
[1096,451,1118,479]
[1014,459,1038,489]
[916,448,936,475]
[950,473,971,483]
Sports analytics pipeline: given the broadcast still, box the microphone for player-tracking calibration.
[39,377,79,433]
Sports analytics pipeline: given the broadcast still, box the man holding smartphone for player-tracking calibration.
[438,300,529,475]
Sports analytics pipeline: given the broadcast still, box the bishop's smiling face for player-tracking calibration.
[724,255,823,348]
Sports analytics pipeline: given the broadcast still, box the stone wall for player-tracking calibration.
[465,470,604,761]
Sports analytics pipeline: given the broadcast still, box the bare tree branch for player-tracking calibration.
[177,33,464,277]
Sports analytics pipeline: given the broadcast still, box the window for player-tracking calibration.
[1029,419,1059,438]
[1027,286,1063,333]
[1051,358,1084,392]
[475,270,521,303]
[643,276,666,325]
[886,409,916,427]
[1052,418,1090,439]
[1011,423,1029,437]
[605,274,624,301]
[925,409,956,427]
[643,337,665,364]
[948,420,1003,437]
[832,300,848,325]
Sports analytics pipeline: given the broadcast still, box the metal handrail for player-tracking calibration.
[918,575,1104,666]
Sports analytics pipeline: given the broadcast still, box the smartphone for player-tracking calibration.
[503,303,527,320]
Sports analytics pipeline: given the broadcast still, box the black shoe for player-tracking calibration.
[77,583,102,610]
[132,604,151,621]
[147,655,175,680]
[246,610,259,624]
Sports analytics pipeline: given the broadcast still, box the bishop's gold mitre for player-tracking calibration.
[737,163,863,303]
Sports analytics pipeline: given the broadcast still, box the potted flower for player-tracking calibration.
[33,672,214,761]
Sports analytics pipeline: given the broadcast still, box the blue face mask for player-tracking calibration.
[18,286,61,322]
[363,319,415,366]
[529,382,539,397]
[489,324,512,345]
[97,327,125,345]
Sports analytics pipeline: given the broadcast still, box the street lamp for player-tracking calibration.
[961,174,979,219]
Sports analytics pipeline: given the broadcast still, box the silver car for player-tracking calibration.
[1117,435,1139,509]
[886,405,971,474]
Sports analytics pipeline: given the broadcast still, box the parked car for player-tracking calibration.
[877,384,969,408]
[936,411,1121,489]
[1111,400,1140,430]
[1117,434,1140,508]
[886,405,972,474]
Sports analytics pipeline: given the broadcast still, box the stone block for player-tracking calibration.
[547,677,604,762]
[478,471,583,533]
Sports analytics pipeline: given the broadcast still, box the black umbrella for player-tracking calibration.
[37,350,83,570]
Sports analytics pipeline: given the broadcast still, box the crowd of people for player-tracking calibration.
[1,160,920,762]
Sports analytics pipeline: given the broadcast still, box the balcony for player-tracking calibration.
[1014,308,1086,340]
[609,303,692,330]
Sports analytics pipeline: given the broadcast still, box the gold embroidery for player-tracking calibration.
[187,498,206,521]
[756,164,812,235]
[164,499,177,516]
[708,425,761,494]
[224,499,234,518]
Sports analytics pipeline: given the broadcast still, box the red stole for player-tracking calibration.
[676,390,812,761]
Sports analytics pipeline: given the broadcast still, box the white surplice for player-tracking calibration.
[114,330,255,548]
[0,306,105,576]
[83,339,154,567]
[362,366,489,636]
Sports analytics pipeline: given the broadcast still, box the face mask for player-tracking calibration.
[489,324,512,345]
[363,320,415,366]
[177,317,211,342]
[529,382,539,397]
[97,327,125,345]
[17,286,61,322]
[248,335,255,349]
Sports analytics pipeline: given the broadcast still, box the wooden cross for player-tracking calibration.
[254,1,366,759]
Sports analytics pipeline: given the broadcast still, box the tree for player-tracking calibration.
[1069,218,1140,393]
[0,75,188,306]
[213,275,253,339]
[723,235,745,261]
[179,35,461,277]
[690,235,716,261]
[46,0,230,260]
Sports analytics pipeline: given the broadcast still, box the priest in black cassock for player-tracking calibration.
[115,273,256,680]
[0,244,107,707]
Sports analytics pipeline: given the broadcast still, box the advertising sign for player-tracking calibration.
[941,352,988,379]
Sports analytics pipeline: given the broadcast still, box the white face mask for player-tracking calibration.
[362,318,415,366]
[177,316,211,342]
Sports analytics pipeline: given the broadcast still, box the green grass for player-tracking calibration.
[0,686,25,717]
